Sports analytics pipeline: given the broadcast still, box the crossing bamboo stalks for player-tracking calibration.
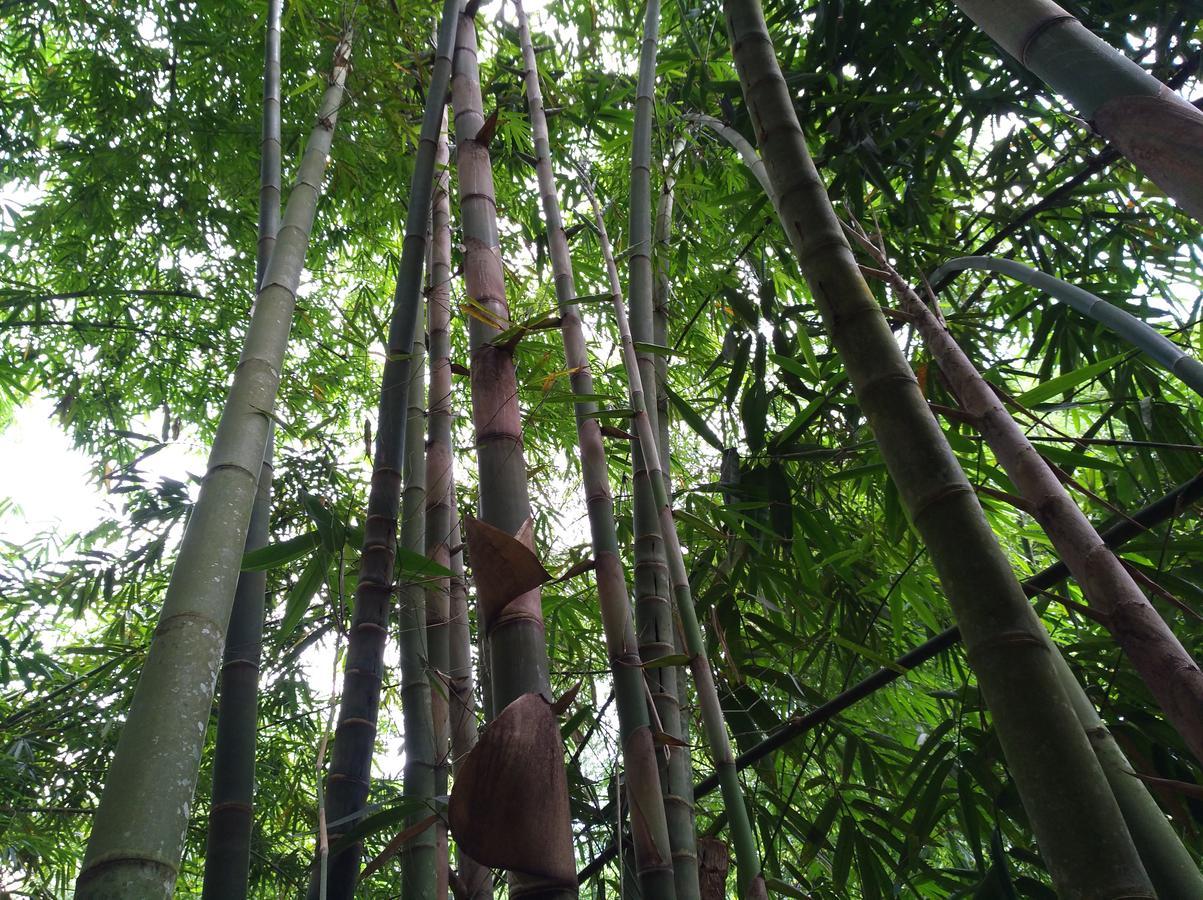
[447,511,493,899]
[857,233,1203,768]
[202,0,281,894]
[513,3,676,895]
[423,112,453,900]
[76,26,353,900]
[449,9,578,894]
[313,3,458,896]
[581,178,766,900]
[649,137,700,900]
[722,0,1153,894]
[952,0,1203,222]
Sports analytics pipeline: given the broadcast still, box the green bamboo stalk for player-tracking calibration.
[649,139,700,900]
[681,114,773,202]
[449,9,578,894]
[952,0,1203,221]
[313,3,458,897]
[424,112,453,899]
[872,252,1203,767]
[513,3,676,896]
[75,26,353,900]
[581,178,766,900]
[201,1,281,895]
[398,322,436,900]
[447,511,493,899]
[931,256,1203,397]
[721,1,1153,895]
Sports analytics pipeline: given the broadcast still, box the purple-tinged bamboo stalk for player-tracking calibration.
[312,3,459,897]
[581,177,766,900]
[77,25,353,900]
[721,0,1152,895]
[449,9,577,895]
[513,3,676,896]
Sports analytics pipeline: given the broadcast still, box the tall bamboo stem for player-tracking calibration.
[76,26,352,900]
[313,3,458,896]
[201,1,281,895]
[424,113,454,899]
[449,9,577,894]
[513,4,676,895]
[952,0,1203,221]
[721,1,1153,895]
[582,180,766,900]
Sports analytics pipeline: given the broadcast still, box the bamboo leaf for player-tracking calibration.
[241,531,321,571]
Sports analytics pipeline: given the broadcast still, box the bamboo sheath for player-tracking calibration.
[313,3,458,896]
[583,183,767,899]
[201,0,282,894]
[513,3,676,895]
[721,0,1154,895]
[449,9,578,894]
[953,0,1203,221]
[77,27,352,900]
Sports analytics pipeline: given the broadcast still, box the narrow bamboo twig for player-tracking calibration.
[449,8,578,893]
[313,3,458,896]
[76,27,353,899]
[398,312,436,900]
[423,110,454,900]
[952,0,1203,221]
[581,173,766,900]
[580,468,1203,882]
[513,4,676,895]
[721,0,1152,894]
[930,255,1203,396]
[202,1,281,893]
[651,136,701,900]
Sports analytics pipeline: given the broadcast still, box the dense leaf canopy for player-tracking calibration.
[1,0,1201,895]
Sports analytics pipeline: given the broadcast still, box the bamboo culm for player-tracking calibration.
[423,111,453,900]
[870,254,1203,768]
[312,3,458,896]
[513,3,676,895]
[930,256,1203,397]
[76,27,352,900]
[952,0,1203,222]
[449,9,578,894]
[582,180,766,899]
[650,137,700,900]
[721,0,1155,895]
[201,0,281,894]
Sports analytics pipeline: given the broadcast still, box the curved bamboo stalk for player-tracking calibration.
[720,0,1154,895]
[202,0,281,894]
[447,510,493,899]
[951,0,1203,221]
[424,111,453,900]
[513,3,676,895]
[449,9,578,894]
[581,176,766,900]
[681,114,773,202]
[76,26,353,900]
[868,247,1203,767]
[313,3,458,896]
[398,320,436,900]
[930,256,1203,396]
[650,138,700,900]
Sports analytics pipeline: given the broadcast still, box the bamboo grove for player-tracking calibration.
[1,0,1202,897]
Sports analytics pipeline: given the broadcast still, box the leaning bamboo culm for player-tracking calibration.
[857,232,1203,768]
[76,25,353,900]
[721,0,1153,895]
[513,2,676,896]
[423,112,453,898]
[952,0,1203,222]
[313,2,458,896]
[448,7,578,892]
[201,0,282,894]
[581,178,766,900]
